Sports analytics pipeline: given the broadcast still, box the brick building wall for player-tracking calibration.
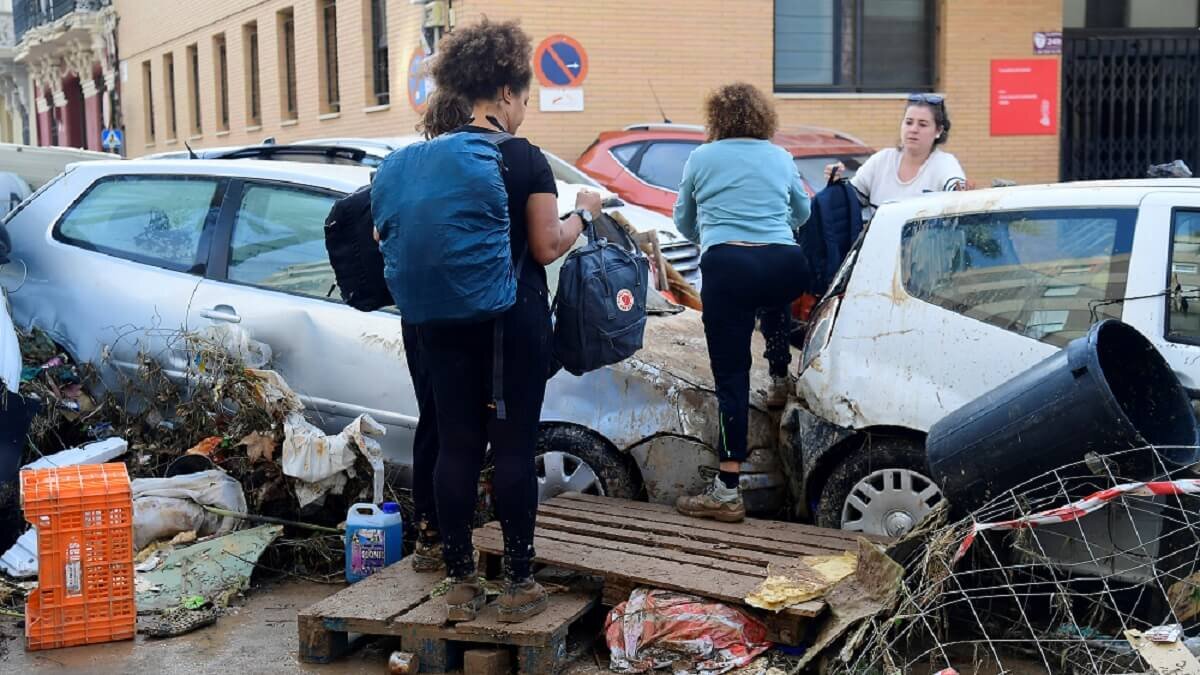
[116,0,1062,185]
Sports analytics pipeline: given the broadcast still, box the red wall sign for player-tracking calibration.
[990,59,1059,136]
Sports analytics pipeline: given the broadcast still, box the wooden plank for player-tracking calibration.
[483,522,771,577]
[473,527,823,618]
[537,505,852,559]
[550,493,886,548]
[299,558,443,624]
[398,592,597,647]
[297,613,350,664]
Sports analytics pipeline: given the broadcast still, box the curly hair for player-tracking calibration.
[906,100,952,146]
[704,82,778,142]
[430,18,533,102]
[416,89,471,139]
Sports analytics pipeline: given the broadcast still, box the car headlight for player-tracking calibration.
[800,296,840,373]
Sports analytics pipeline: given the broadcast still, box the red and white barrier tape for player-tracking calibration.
[953,478,1200,562]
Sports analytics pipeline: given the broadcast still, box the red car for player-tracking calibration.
[576,123,874,218]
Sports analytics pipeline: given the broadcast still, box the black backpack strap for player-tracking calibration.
[491,249,529,420]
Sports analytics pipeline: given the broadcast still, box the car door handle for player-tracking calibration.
[200,305,241,323]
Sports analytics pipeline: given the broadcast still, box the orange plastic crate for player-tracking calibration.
[20,463,135,651]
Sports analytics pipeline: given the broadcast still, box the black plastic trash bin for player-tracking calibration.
[927,320,1199,516]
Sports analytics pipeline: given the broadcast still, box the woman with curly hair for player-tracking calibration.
[673,82,811,523]
[418,18,602,623]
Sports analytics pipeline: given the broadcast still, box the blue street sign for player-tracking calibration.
[535,35,588,88]
[101,128,123,151]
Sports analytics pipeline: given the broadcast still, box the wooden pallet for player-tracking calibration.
[474,493,886,646]
[298,559,598,673]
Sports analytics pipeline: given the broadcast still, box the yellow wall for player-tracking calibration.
[117,0,1063,184]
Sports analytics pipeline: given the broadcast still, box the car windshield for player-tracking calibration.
[901,207,1138,347]
[544,151,600,187]
[793,155,867,192]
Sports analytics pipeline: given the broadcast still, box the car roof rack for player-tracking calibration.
[207,144,370,163]
[621,123,705,133]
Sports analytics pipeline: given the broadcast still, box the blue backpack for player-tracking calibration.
[552,215,650,376]
[371,131,516,324]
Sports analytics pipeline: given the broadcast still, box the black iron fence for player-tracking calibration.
[13,0,111,43]
[1061,29,1200,181]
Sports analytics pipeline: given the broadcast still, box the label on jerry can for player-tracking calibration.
[350,527,386,576]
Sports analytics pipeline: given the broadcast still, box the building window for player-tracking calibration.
[142,60,155,143]
[163,52,177,140]
[278,8,298,120]
[774,0,936,93]
[244,22,261,126]
[186,44,202,136]
[368,0,389,105]
[319,0,340,113]
[214,34,229,131]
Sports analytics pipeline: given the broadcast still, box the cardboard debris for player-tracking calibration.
[136,524,282,612]
[744,551,858,611]
[1168,572,1200,624]
[1124,628,1200,674]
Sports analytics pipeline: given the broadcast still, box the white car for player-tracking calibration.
[1,159,783,512]
[791,179,1200,541]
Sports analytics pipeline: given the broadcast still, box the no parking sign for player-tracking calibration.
[534,34,588,112]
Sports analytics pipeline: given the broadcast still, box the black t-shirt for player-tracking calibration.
[459,125,558,292]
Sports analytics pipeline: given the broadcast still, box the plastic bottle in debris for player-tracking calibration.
[344,502,403,583]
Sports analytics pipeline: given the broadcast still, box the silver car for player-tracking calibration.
[0,159,782,510]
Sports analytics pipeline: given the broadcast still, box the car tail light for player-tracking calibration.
[801,296,840,373]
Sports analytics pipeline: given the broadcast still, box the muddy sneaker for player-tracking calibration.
[411,539,444,573]
[675,476,746,522]
[766,375,794,409]
[497,579,548,623]
[444,577,486,622]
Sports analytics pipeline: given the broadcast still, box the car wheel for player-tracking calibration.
[535,426,640,501]
[815,437,943,537]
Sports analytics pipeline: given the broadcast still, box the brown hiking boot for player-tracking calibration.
[676,478,746,522]
[411,539,444,573]
[497,579,548,623]
[444,578,486,622]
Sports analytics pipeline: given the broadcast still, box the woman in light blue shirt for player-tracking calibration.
[673,82,812,524]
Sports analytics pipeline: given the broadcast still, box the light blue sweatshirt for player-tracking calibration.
[673,139,811,253]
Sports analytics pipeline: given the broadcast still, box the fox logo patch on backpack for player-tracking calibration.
[371,131,516,325]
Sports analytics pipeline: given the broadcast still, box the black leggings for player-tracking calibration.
[418,283,552,580]
[401,321,439,542]
[700,243,809,463]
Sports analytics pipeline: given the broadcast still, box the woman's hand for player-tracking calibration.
[823,161,846,182]
[575,189,603,218]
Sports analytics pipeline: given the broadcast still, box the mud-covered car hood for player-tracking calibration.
[633,309,773,410]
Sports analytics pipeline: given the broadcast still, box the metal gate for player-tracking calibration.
[1061,30,1200,181]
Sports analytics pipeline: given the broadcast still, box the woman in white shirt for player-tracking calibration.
[825,94,967,213]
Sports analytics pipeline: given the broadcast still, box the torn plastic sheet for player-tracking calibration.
[282,412,385,508]
[132,470,248,551]
[136,524,283,613]
[191,324,272,371]
[0,297,19,394]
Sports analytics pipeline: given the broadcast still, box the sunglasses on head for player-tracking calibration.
[908,93,944,106]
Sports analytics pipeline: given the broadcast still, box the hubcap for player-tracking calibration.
[841,468,942,537]
[535,451,604,501]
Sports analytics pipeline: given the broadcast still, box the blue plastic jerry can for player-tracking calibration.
[344,501,403,583]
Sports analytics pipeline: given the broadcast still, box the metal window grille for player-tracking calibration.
[323,0,340,112]
[283,13,297,119]
[371,0,389,105]
[216,37,229,129]
[189,45,201,134]
[165,54,177,138]
[248,28,261,122]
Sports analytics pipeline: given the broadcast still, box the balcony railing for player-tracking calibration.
[14,0,111,43]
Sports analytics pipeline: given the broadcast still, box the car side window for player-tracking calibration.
[632,142,698,190]
[610,142,643,167]
[56,175,221,270]
[1168,210,1200,343]
[901,208,1137,347]
[227,183,339,300]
